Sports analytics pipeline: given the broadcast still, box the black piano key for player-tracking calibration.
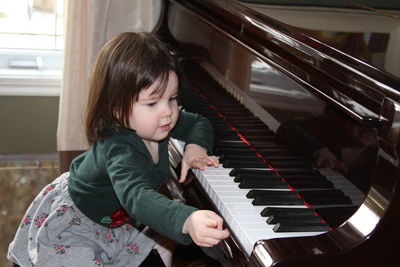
[261,207,315,217]
[252,142,292,149]
[215,141,251,149]
[235,124,274,131]
[246,190,298,199]
[230,169,334,188]
[218,140,287,150]
[211,124,230,130]
[299,190,345,197]
[235,173,325,182]
[210,121,230,126]
[210,118,230,124]
[252,195,304,205]
[229,168,278,176]
[217,152,260,159]
[238,175,333,189]
[219,154,263,163]
[278,169,322,176]
[299,191,353,205]
[221,115,256,121]
[214,129,241,137]
[223,160,269,168]
[273,223,330,232]
[237,175,280,182]
[214,136,242,143]
[266,215,324,225]
[283,175,328,182]
[234,173,280,182]
[220,110,255,116]
[306,197,352,205]
[224,118,266,125]
[218,152,306,163]
[253,198,305,206]
[286,180,334,189]
[217,137,243,142]
[264,155,309,161]
[265,161,312,169]
[258,149,303,157]
[229,117,262,123]
[220,157,311,169]
[284,178,329,185]
[239,179,288,189]
[215,148,255,156]
[239,129,275,136]
[241,136,277,142]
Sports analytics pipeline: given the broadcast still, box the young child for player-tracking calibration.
[8,32,229,267]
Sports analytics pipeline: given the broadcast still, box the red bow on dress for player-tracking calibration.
[109,208,129,228]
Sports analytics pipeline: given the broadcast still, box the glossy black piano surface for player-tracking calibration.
[159,0,400,266]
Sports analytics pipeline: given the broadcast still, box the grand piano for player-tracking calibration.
[158,0,400,266]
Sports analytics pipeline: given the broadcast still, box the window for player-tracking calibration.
[0,0,64,96]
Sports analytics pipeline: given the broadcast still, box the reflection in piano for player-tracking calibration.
[162,0,400,266]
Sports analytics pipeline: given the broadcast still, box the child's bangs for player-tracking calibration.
[147,70,171,97]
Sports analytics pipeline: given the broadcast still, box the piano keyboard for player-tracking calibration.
[170,61,365,258]
[171,139,329,256]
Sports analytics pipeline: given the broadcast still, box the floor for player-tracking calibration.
[0,153,59,267]
[0,153,221,267]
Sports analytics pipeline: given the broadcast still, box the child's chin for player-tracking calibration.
[154,132,170,141]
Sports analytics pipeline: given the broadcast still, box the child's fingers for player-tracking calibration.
[179,162,189,183]
[206,211,225,230]
[204,216,223,230]
[208,156,219,167]
[189,159,206,171]
[200,217,230,240]
[204,218,217,228]
[195,228,229,247]
[180,156,219,183]
[196,241,214,248]
[197,237,223,247]
[203,227,230,241]
[191,157,219,170]
[215,217,224,230]
[206,155,219,165]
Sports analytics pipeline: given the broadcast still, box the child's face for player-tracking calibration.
[129,71,179,142]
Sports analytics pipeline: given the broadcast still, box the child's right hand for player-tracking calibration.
[182,210,230,247]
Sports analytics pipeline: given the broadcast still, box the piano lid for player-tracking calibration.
[168,0,400,128]
[237,0,400,78]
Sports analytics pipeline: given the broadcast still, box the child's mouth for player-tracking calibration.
[159,124,170,132]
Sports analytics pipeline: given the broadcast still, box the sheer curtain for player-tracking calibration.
[57,0,162,171]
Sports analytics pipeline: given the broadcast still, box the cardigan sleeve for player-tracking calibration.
[105,141,197,245]
[171,110,214,154]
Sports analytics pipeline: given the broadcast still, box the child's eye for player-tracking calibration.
[147,102,157,107]
[169,96,178,102]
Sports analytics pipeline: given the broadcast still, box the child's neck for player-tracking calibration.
[143,139,159,163]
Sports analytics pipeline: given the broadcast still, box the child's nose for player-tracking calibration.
[162,102,173,117]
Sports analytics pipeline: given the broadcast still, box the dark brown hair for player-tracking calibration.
[85,32,182,143]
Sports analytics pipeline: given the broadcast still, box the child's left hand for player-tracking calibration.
[179,144,219,183]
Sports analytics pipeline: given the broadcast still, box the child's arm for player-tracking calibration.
[179,143,219,183]
[182,210,230,247]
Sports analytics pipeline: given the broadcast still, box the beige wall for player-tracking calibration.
[0,96,59,153]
